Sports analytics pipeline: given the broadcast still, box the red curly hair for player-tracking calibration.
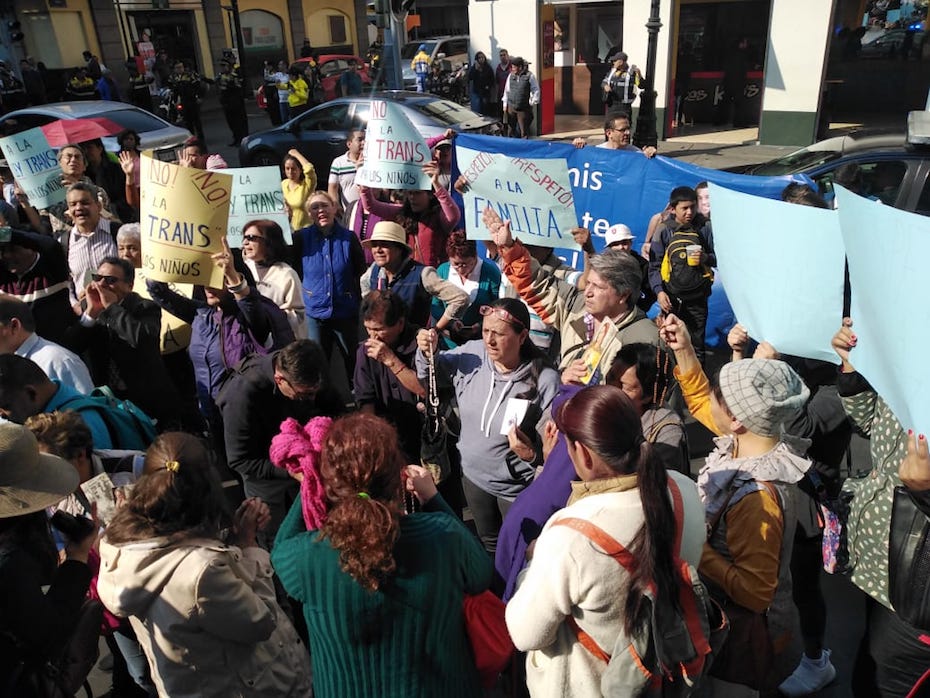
[320,413,405,591]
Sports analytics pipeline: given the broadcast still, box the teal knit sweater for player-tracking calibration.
[272,495,492,698]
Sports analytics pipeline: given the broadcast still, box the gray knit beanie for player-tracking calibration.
[717,359,810,437]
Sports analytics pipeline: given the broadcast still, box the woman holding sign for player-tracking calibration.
[358,161,459,269]
[415,298,560,553]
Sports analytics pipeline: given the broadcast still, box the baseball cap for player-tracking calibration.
[604,223,635,247]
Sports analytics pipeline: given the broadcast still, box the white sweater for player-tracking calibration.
[245,260,306,339]
[505,470,704,698]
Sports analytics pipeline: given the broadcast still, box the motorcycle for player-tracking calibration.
[427,62,468,106]
[157,87,185,126]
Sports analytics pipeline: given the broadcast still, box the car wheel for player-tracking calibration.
[251,148,280,167]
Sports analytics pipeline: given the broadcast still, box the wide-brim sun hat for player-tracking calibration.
[362,221,412,253]
[0,423,79,518]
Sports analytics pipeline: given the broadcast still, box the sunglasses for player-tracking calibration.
[91,274,123,284]
[479,305,525,330]
[242,234,265,243]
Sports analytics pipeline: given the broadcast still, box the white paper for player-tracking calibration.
[500,398,530,435]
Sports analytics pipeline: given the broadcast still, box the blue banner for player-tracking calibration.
[454,133,809,251]
[454,133,811,348]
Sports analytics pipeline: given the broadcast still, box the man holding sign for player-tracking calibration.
[486,208,659,383]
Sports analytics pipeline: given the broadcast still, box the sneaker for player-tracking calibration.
[779,649,837,696]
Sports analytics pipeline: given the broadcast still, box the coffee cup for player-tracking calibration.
[686,244,702,266]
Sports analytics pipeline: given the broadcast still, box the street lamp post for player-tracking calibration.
[633,0,662,149]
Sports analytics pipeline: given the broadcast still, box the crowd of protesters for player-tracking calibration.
[0,95,929,698]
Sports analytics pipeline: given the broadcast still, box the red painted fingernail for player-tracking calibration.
[921,434,926,441]
[851,334,857,341]
[909,429,914,435]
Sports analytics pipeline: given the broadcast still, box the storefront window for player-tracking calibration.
[549,0,621,65]
[575,2,621,64]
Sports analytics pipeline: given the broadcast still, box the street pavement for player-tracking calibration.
[87,97,865,697]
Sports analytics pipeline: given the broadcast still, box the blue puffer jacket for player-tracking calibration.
[295,223,362,320]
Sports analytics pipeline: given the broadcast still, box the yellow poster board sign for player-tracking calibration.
[139,152,232,287]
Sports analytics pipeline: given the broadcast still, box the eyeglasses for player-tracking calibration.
[450,258,475,270]
[242,234,265,243]
[609,127,632,133]
[479,305,525,330]
[91,274,124,285]
[277,374,319,401]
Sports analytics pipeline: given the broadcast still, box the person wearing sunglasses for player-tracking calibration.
[70,256,201,432]
[241,218,306,338]
[415,297,560,553]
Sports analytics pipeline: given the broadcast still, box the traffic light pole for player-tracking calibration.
[390,12,405,89]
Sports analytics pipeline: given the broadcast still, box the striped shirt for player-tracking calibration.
[68,218,117,304]
[327,152,361,215]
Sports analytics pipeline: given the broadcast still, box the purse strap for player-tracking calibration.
[551,476,687,663]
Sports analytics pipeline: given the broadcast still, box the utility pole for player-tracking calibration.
[633,0,661,149]
[376,0,412,89]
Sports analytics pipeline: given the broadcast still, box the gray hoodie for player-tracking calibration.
[97,536,312,697]
[417,339,560,498]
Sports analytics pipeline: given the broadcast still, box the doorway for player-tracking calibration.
[128,11,200,71]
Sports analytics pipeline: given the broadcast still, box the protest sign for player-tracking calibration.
[0,127,65,209]
[710,183,844,363]
[357,100,432,190]
[835,185,930,432]
[214,166,291,246]
[140,152,231,287]
[456,144,579,249]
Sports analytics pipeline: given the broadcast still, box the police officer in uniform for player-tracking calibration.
[126,60,154,113]
[168,60,206,145]
[0,62,27,114]
[65,66,97,101]
[217,58,248,146]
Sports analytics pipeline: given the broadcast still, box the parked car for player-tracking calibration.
[859,28,927,59]
[726,114,930,216]
[292,54,373,102]
[0,101,191,161]
[238,91,499,180]
[401,36,470,90]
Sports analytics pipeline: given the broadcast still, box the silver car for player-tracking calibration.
[0,101,192,160]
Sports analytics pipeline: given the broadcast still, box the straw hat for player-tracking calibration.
[0,423,78,518]
[362,221,411,252]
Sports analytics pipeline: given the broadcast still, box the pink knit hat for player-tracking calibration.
[269,416,333,530]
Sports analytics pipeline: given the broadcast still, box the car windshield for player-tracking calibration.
[408,99,480,126]
[750,146,845,175]
[87,108,170,132]
[402,41,437,59]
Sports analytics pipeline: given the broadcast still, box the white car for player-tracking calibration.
[0,101,192,160]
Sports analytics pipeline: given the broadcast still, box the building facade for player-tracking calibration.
[468,0,846,146]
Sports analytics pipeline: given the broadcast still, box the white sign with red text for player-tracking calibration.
[357,100,432,191]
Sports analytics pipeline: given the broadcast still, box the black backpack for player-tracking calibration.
[660,225,714,299]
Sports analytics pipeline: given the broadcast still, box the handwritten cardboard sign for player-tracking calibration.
[140,152,231,287]
[0,127,65,209]
[456,144,579,249]
[211,166,291,246]
[357,100,432,190]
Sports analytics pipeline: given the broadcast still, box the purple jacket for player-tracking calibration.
[494,384,582,600]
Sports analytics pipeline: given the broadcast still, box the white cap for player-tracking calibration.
[604,223,634,247]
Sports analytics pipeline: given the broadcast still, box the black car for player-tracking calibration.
[239,91,499,180]
[726,114,930,215]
